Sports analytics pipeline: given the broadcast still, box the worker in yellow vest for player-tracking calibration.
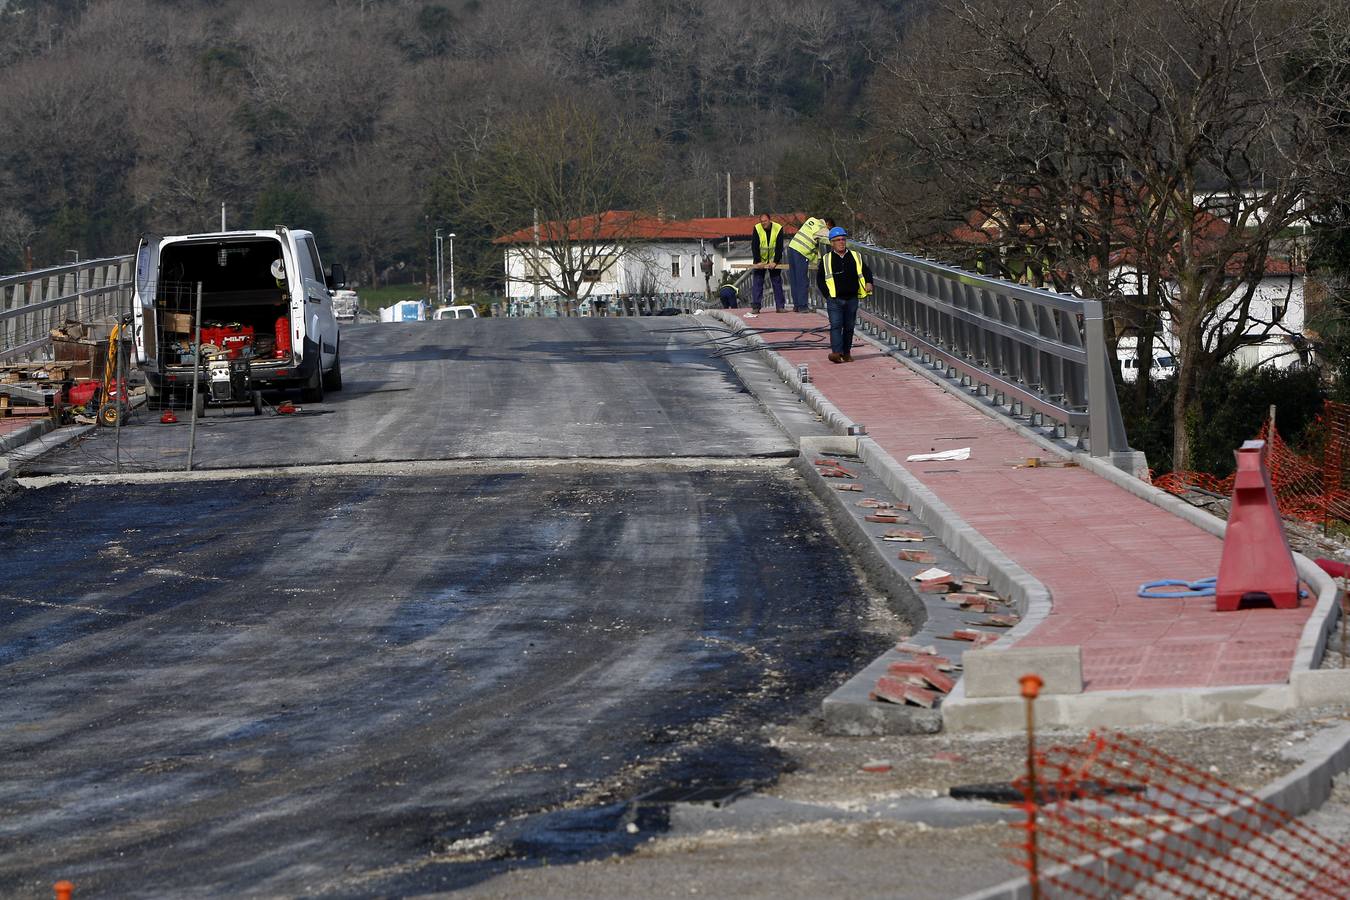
[786,215,833,311]
[816,227,873,363]
[750,213,786,312]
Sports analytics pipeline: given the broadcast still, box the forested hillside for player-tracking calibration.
[0,0,912,287]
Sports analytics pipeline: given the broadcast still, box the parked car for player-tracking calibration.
[1119,350,1177,383]
[434,305,479,320]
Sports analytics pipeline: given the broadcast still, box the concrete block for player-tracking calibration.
[963,645,1083,698]
[1292,669,1350,707]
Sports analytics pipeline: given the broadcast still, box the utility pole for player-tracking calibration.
[749,181,755,216]
[448,233,456,304]
[434,228,444,307]
[726,173,731,220]
[532,207,541,316]
[221,202,226,231]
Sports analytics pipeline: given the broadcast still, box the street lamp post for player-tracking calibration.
[448,233,456,304]
[434,228,444,308]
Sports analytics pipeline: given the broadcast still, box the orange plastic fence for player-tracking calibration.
[1013,731,1350,898]
[1154,400,1350,527]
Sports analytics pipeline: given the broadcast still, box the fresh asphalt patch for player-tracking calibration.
[21,317,796,475]
[0,467,890,896]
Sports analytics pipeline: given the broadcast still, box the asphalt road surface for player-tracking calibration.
[1,317,888,897]
[24,317,795,474]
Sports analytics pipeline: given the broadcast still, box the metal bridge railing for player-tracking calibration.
[491,291,710,317]
[836,241,1133,463]
[0,256,134,363]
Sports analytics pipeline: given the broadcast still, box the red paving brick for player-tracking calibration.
[728,309,1315,692]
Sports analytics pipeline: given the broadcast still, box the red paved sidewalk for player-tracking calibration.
[725,308,1313,691]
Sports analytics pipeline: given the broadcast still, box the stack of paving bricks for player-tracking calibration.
[870,645,957,708]
[0,363,77,417]
[869,570,1021,709]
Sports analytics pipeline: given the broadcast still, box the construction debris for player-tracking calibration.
[1007,456,1079,469]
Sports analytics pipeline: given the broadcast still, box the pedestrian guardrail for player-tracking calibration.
[0,256,134,362]
[491,292,709,318]
[836,241,1133,463]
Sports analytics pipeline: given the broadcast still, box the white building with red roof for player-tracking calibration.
[492,211,806,302]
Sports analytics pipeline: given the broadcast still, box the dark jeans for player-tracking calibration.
[827,297,859,355]
[751,268,785,310]
[787,248,811,311]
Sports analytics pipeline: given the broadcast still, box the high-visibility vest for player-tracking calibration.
[788,216,827,261]
[754,221,783,264]
[822,249,869,299]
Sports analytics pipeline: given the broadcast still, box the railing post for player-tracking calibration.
[1082,301,1110,458]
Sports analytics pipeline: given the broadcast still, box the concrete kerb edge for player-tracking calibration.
[956,722,1350,900]
[0,418,57,457]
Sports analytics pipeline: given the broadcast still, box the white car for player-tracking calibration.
[434,305,479,320]
[1120,352,1177,383]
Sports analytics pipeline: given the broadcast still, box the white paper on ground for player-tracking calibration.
[913,567,951,581]
[905,447,971,462]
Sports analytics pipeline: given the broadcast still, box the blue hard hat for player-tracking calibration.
[828,227,848,240]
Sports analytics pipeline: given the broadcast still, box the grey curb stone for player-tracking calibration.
[6,423,95,469]
[963,646,1083,698]
[956,723,1350,900]
[0,418,57,455]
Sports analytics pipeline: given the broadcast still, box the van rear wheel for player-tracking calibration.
[302,365,325,403]
[322,345,342,392]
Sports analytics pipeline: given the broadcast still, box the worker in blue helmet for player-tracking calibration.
[816,227,873,363]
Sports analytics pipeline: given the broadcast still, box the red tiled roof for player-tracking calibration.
[493,210,807,244]
[936,202,1303,276]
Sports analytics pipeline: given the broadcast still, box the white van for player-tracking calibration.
[133,227,344,404]
[433,305,478,320]
[1118,341,1178,383]
[332,289,360,322]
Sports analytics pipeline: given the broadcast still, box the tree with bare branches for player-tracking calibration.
[871,0,1349,469]
[456,96,662,302]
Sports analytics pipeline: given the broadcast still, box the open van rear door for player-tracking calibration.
[132,233,160,365]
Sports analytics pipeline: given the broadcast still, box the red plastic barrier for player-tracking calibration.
[1316,558,1350,579]
[1215,440,1300,611]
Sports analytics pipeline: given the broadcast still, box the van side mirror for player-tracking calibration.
[328,263,346,289]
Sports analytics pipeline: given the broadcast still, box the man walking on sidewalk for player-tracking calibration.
[750,213,787,312]
[816,227,873,363]
[786,215,832,312]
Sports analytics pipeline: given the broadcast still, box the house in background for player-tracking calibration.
[936,205,1309,375]
[493,211,806,305]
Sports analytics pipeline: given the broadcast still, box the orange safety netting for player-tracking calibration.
[1154,400,1350,527]
[1014,730,1350,898]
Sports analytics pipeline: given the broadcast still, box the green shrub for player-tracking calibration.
[1120,362,1326,477]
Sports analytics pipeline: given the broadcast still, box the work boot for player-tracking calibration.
[842,354,854,362]
[828,352,844,363]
